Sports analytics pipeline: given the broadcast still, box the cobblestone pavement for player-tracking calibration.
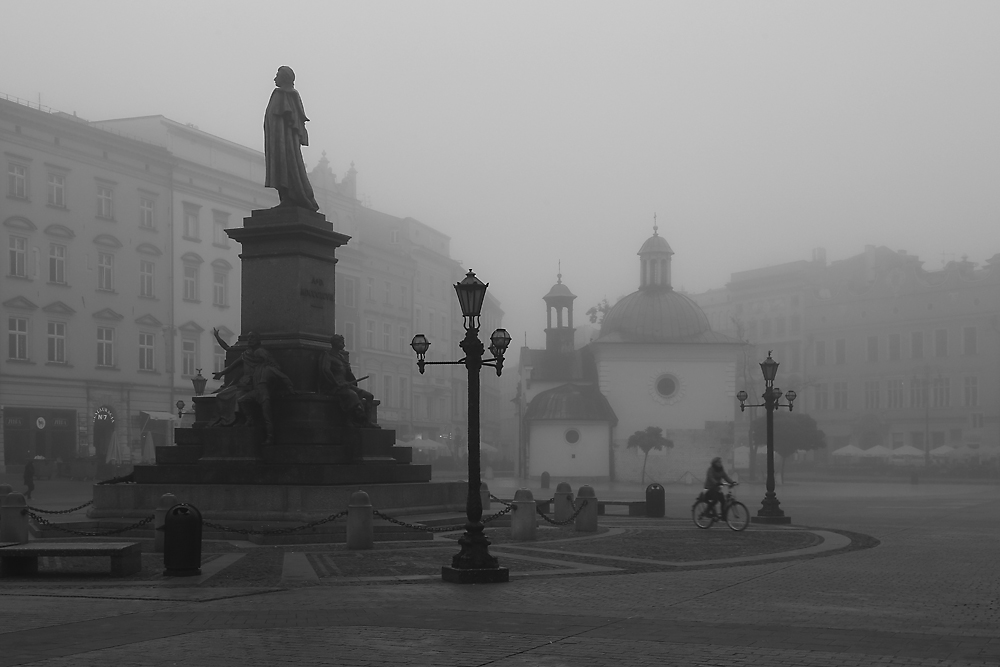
[0,481,997,665]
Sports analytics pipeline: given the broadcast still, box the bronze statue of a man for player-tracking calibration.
[319,334,377,428]
[264,66,320,211]
[212,331,293,445]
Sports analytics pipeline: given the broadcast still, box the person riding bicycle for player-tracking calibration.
[703,457,735,519]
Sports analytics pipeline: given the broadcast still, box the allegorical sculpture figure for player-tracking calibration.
[212,330,294,445]
[264,66,320,211]
[318,334,378,428]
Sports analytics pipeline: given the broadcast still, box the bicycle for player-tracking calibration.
[692,482,749,531]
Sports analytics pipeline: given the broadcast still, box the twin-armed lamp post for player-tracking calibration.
[410,269,512,583]
[736,351,796,525]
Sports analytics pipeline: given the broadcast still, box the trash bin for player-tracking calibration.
[162,503,202,576]
[646,483,665,518]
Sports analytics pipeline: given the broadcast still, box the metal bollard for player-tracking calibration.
[540,471,550,489]
[554,482,574,523]
[1,493,29,544]
[347,490,373,550]
[163,503,202,576]
[480,482,491,511]
[510,488,537,541]
[575,485,598,532]
[645,483,665,518]
[153,493,177,554]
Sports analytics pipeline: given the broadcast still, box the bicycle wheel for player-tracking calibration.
[726,501,750,531]
[692,501,713,529]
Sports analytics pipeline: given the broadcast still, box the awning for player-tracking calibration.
[140,411,178,422]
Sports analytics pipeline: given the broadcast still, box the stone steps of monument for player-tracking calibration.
[133,462,432,486]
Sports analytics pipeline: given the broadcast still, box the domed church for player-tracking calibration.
[517,224,743,483]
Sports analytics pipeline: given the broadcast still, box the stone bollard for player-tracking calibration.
[0,485,11,532]
[347,490,373,550]
[1,493,29,544]
[554,482,574,523]
[510,488,537,542]
[153,493,177,553]
[480,482,491,511]
[540,471,550,489]
[575,485,598,532]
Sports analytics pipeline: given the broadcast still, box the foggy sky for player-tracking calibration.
[7,1,999,350]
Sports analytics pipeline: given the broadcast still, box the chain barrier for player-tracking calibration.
[489,493,513,508]
[96,472,135,485]
[536,499,588,526]
[28,500,94,514]
[202,510,348,536]
[28,512,154,537]
[482,504,513,524]
[372,509,465,533]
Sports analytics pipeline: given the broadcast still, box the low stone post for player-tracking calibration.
[1,493,29,543]
[153,493,177,553]
[554,482,574,523]
[480,482,491,511]
[575,485,598,532]
[510,488,537,542]
[0,485,12,531]
[347,490,373,550]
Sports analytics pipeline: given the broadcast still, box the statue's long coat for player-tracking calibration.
[264,87,319,211]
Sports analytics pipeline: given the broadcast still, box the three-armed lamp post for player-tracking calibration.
[411,269,512,583]
[736,351,796,525]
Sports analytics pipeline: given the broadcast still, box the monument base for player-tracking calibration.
[441,566,510,584]
[751,515,792,525]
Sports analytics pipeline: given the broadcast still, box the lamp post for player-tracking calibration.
[175,400,185,420]
[411,269,512,583]
[736,351,796,525]
[192,369,208,396]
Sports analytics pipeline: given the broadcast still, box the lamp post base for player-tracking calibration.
[752,493,791,524]
[751,514,792,525]
[441,566,510,584]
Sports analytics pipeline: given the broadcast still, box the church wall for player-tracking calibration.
[528,421,610,478]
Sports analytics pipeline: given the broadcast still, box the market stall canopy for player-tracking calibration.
[832,444,865,457]
[860,445,893,458]
[929,445,955,458]
[891,444,925,458]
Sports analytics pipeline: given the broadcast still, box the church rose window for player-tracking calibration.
[656,375,678,398]
[564,429,580,444]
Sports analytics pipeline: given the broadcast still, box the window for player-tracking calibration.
[932,378,950,408]
[867,336,878,363]
[656,375,678,398]
[182,339,197,376]
[814,341,826,367]
[96,327,114,367]
[367,277,374,301]
[140,260,154,297]
[775,317,786,337]
[8,163,28,199]
[399,377,408,409]
[384,281,391,305]
[964,376,979,407]
[213,271,227,306]
[383,374,393,407]
[343,321,356,351]
[183,265,199,301]
[971,413,984,429]
[97,186,113,219]
[886,379,904,408]
[833,382,848,410]
[47,173,65,207]
[565,429,581,444]
[789,314,801,334]
[398,326,408,354]
[888,333,900,361]
[383,323,391,350]
[47,321,66,363]
[183,204,200,239]
[864,380,880,410]
[910,378,927,409]
[892,432,905,448]
[8,317,28,360]
[97,252,114,291]
[814,384,828,411]
[212,211,230,246]
[950,429,963,443]
[835,339,846,365]
[911,331,924,359]
[934,329,947,358]
[139,332,155,371]
[400,285,407,308]
[139,197,155,229]
[213,341,227,374]
[48,244,66,284]
[366,320,374,348]
[343,277,356,308]
[8,236,26,277]
[963,327,977,355]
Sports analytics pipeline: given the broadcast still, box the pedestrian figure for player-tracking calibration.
[23,459,35,500]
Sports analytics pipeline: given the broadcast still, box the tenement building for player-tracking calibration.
[692,245,1000,458]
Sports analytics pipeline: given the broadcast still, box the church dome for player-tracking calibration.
[599,289,711,342]
[544,281,576,299]
[638,233,673,255]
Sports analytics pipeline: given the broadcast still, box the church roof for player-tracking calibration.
[638,233,673,255]
[544,281,576,299]
[524,383,618,424]
[596,289,721,343]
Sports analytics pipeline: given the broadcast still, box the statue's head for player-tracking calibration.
[274,66,295,88]
[330,334,345,350]
[247,331,261,348]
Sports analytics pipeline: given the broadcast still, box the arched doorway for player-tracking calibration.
[93,406,116,463]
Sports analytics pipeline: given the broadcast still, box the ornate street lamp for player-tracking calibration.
[175,400,186,420]
[191,369,208,396]
[410,269,512,583]
[736,351,796,524]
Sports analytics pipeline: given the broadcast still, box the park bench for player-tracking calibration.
[0,542,141,576]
